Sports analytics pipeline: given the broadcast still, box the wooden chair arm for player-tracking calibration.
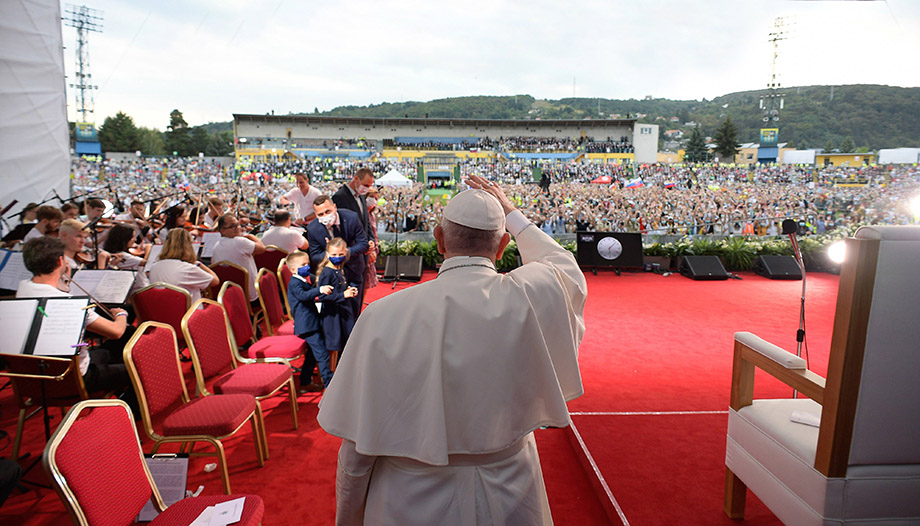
[730,335,826,411]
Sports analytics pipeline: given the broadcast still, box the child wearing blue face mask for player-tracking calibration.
[286,251,335,392]
[316,237,358,371]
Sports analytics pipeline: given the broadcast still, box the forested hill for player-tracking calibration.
[209,85,919,150]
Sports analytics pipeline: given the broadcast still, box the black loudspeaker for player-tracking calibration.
[753,255,802,280]
[679,256,729,280]
[383,255,423,281]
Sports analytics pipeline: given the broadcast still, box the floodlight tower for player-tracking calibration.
[759,17,790,125]
[63,4,104,123]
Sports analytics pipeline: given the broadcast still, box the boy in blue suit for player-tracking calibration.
[286,251,334,392]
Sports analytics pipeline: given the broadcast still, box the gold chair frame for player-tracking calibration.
[123,321,267,495]
[42,399,171,526]
[182,298,299,433]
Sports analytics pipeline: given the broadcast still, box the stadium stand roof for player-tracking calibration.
[233,114,637,128]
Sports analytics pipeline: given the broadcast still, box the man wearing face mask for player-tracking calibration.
[333,167,376,254]
[306,195,369,317]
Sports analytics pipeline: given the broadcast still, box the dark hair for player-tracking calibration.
[313,195,332,207]
[273,210,290,224]
[164,205,186,230]
[22,237,65,276]
[355,167,374,182]
[36,205,63,222]
[130,200,143,207]
[61,203,78,214]
[86,198,105,210]
[102,224,135,253]
[216,213,237,230]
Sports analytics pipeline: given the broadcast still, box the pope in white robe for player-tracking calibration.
[317,175,587,526]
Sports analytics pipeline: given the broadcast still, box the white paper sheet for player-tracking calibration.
[137,455,189,522]
[209,497,245,526]
[31,298,88,356]
[144,245,164,274]
[0,250,34,290]
[200,232,221,259]
[0,299,39,355]
[70,270,137,304]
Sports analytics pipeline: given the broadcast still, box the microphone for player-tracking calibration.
[52,188,65,204]
[781,219,797,235]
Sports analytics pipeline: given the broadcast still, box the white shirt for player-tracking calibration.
[260,225,305,254]
[281,185,322,221]
[22,225,43,243]
[148,259,214,303]
[16,280,97,375]
[211,236,259,301]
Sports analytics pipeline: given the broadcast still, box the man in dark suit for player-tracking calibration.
[306,195,369,316]
[332,167,376,249]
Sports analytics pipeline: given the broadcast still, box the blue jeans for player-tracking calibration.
[299,330,333,387]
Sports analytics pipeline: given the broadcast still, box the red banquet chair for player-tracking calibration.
[253,245,287,276]
[124,322,267,495]
[209,260,250,303]
[182,298,299,433]
[277,258,293,318]
[218,281,305,364]
[131,282,192,348]
[255,269,295,337]
[43,399,265,526]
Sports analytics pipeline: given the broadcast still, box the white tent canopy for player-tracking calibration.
[0,0,70,231]
[377,169,413,187]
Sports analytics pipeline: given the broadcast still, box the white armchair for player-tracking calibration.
[724,225,920,525]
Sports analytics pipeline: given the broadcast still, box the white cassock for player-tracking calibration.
[317,210,587,526]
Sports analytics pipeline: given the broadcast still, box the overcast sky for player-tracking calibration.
[60,0,920,130]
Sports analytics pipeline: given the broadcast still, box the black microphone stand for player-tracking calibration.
[784,220,807,398]
[82,215,104,268]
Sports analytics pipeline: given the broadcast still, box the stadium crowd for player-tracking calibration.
[42,157,914,239]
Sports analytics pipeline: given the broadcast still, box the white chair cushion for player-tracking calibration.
[727,399,826,521]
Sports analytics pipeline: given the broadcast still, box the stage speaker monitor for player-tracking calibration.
[753,255,802,280]
[383,255,423,281]
[679,255,729,281]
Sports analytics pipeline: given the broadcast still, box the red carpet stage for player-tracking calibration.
[0,269,839,525]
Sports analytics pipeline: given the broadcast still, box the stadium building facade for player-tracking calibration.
[233,114,659,164]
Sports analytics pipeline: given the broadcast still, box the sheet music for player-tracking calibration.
[0,250,34,290]
[200,232,221,259]
[70,270,137,304]
[144,245,164,274]
[32,298,88,356]
[137,455,189,522]
[0,299,39,355]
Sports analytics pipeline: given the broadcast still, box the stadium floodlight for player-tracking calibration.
[828,240,846,264]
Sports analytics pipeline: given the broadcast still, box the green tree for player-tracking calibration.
[839,136,855,153]
[137,127,166,155]
[684,126,708,163]
[190,126,210,156]
[205,131,234,156]
[713,116,740,161]
[165,109,191,156]
[98,111,141,152]
[824,139,836,152]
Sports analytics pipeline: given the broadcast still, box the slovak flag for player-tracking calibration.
[625,178,644,188]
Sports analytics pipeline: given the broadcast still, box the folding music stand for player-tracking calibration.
[0,354,88,486]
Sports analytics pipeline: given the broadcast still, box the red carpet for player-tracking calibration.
[0,268,840,525]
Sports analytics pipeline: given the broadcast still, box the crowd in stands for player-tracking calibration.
[389,136,633,154]
[10,156,914,242]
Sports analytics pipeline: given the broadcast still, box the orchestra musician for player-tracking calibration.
[59,219,109,283]
[102,223,151,294]
[17,237,137,408]
[147,228,218,303]
[22,206,63,243]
